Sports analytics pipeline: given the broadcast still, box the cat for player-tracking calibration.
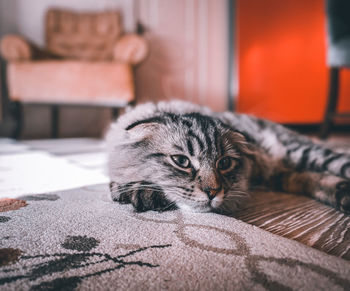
[106,100,350,214]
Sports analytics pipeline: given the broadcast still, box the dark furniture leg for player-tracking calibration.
[320,67,339,139]
[12,101,23,139]
[112,107,119,119]
[51,105,59,138]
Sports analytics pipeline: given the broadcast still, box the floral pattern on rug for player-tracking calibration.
[0,234,171,291]
[0,248,22,267]
[134,211,350,290]
[0,198,27,212]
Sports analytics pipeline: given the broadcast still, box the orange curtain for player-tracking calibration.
[237,0,350,123]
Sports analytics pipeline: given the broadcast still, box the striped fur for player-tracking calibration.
[106,101,350,214]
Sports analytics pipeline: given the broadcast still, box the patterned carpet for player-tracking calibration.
[0,138,349,290]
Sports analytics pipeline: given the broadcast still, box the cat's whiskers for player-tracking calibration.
[117,183,206,203]
[167,192,205,203]
[217,191,248,212]
[162,188,208,203]
[226,192,248,198]
[153,201,177,212]
[117,185,163,192]
[226,188,249,196]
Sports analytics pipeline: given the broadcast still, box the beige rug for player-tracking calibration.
[1,184,349,291]
[1,138,350,290]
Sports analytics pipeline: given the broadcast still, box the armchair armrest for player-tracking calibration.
[1,34,60,62]
[113,34,149,65]
[0,35,33,62]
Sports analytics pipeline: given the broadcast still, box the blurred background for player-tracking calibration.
[0,0,349,139]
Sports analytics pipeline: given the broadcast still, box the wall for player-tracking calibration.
[0,0,229,138]
[135,0,229,112]
[237,0,350,124]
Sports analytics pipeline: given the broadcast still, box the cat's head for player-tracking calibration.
[107,108,253,213]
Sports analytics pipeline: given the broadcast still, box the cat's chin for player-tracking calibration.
[210,198,223,210]
[175,196,225,213]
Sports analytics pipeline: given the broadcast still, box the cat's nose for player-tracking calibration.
[203,187,220,200]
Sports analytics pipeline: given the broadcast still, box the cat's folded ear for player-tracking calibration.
[225,130,256,157]
[124,117,165,139]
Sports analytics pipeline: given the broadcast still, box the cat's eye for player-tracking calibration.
[217,157,236,173]
[171,155,191,169]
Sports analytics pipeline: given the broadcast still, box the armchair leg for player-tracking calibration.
[51,105,59,138]
[12,101,23,139]
[320,67,339,139]
[111,108,119,119]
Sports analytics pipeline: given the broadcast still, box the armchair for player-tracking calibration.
[0,9,148,138]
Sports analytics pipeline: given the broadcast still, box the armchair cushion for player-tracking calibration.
[7,61,134,105]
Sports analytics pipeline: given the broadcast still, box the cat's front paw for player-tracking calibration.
[335,181,350,214]
[130,188,174,212]
[109,181,176,212]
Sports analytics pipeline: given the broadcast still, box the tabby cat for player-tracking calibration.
[107,101,350,214]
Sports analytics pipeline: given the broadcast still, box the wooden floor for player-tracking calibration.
[235,189,350,261]
[234,133,350,261]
